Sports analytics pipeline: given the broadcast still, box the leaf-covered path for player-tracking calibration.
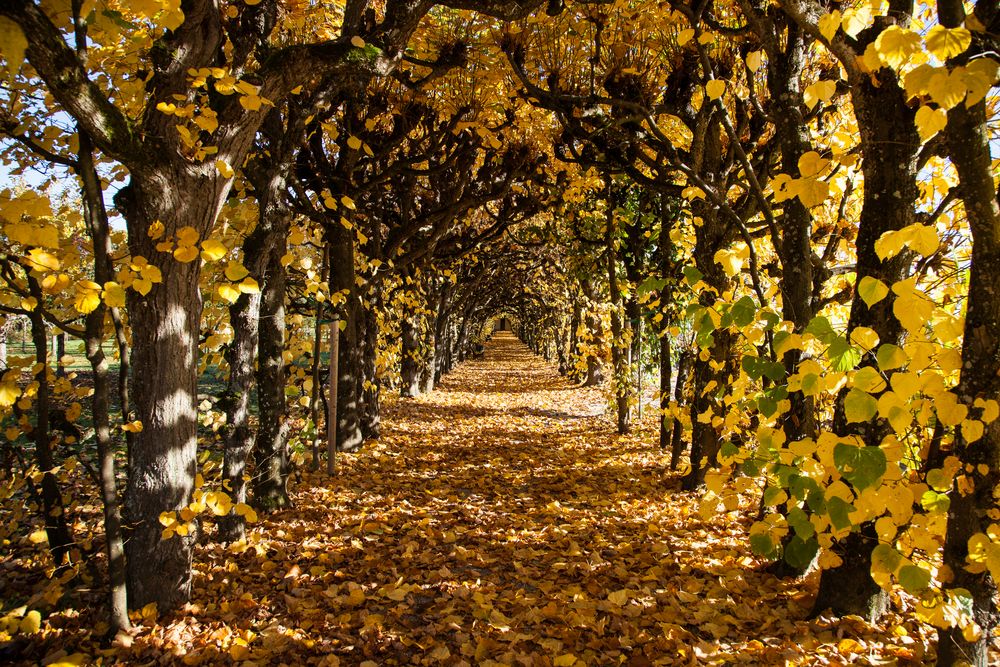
[103,333,931,665]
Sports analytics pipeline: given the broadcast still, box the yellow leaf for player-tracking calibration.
[677,28,694,46]
[935,391,968,427]
[845,388,878,423]
[347,136,362,150]
[745,50,762,71]
[804,80,837,110]
[173,245,200,263]
[147,220,165,239]
[797,151,829,178]
[0,17,27,77]
[19,609,41,634]
[607,589,629,605]
[234,503,258,523]
[27,248,60,272]
[927,68,966,109]
[341,196,356,210]
[925,25,971,60]
[858,276,889,308]
[28,529,48,544]
[74,283,102,314]
[238,277,259,294]
[122,420,143,433]
[218,284,240,303]
[840,6,871,39]
[225,262,249,281]
[874,26,921,69]
[852,366,886,393]
[915,105,948,143]
[200,239,228,261]
[554,655,578,667]
[215,159,235,179]
[705,80,725,101]
[102,281,126,308]
[818,11,841,41]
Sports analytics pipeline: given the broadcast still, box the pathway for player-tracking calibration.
[171,333,931,665]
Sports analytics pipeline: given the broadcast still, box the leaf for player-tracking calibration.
[876,344,908,371]
[898,564,931,593]
[677,28,694,46]
[874,26,921,69]
[18,610,41,634]
[844,388,877,423]
[347,136,363,150]
[705,80,725,100]
[0,17,27,77]
[784,536,819,569]
[225,262,250,281]
[607,589,628,605]
[818,11,841,41]
[200,239,228,261]
[915,105,948,142]
[833,442,886,490]
[102,281,127,308]
[804,80,837,109]
[858,276,889,308]
[554,655,578,667]
[218,284,240,303]
[925,25,971,60]
[351,35,366,48]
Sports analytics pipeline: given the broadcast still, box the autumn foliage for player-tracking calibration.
[0,0,999,665]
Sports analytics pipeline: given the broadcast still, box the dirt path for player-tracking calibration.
[165,333,931,665]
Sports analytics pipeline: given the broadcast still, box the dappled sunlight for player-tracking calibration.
[97,333,931,665]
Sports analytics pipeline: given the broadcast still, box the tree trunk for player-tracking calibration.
[329,231,363,451]
[935,64,1000,666]
[670,349,692,471]
[26,276,74,570]
[252,235,291,511]
[659,333,672,450]
[78,131,130,632]
[401,311,422,397]
[217,291,260,542]
[811,64,920,623]
[360,298,381,440]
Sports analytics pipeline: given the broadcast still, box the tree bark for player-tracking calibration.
[217,290,260,542]
[935,43,1000,664]
[78,130,130,632]
[252,231,291,511]
[329,230,363,451]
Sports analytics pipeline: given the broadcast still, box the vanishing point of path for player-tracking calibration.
[177,333,931,666]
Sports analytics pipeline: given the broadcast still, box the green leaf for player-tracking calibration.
[750,533,779,560]
[742,356,763,380]
[805,316,837,344]
[787,506,815,539]
[729,296,757,328]
[757,395,778,417]
[858,276,889,308]
[637,277,668,296]
[844,388,878,423]
[827,337,862,372]
[784,535,819,570]
[827,496,854,530]
[833,443,887,490]
[683,266,703,286]
[898,564,931,593]
[871,544,903,575]
[926,468,951,492]
[920,489,950,512]
[762,361,787,382]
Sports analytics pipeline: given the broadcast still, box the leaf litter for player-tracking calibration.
[6,334,935,665]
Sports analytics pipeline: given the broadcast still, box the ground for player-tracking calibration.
[6,333,939,665]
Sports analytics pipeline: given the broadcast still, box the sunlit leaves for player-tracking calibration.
[845,388,878,423]
[924,25,971,61]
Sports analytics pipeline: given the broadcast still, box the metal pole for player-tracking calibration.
[327,315,340,475]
